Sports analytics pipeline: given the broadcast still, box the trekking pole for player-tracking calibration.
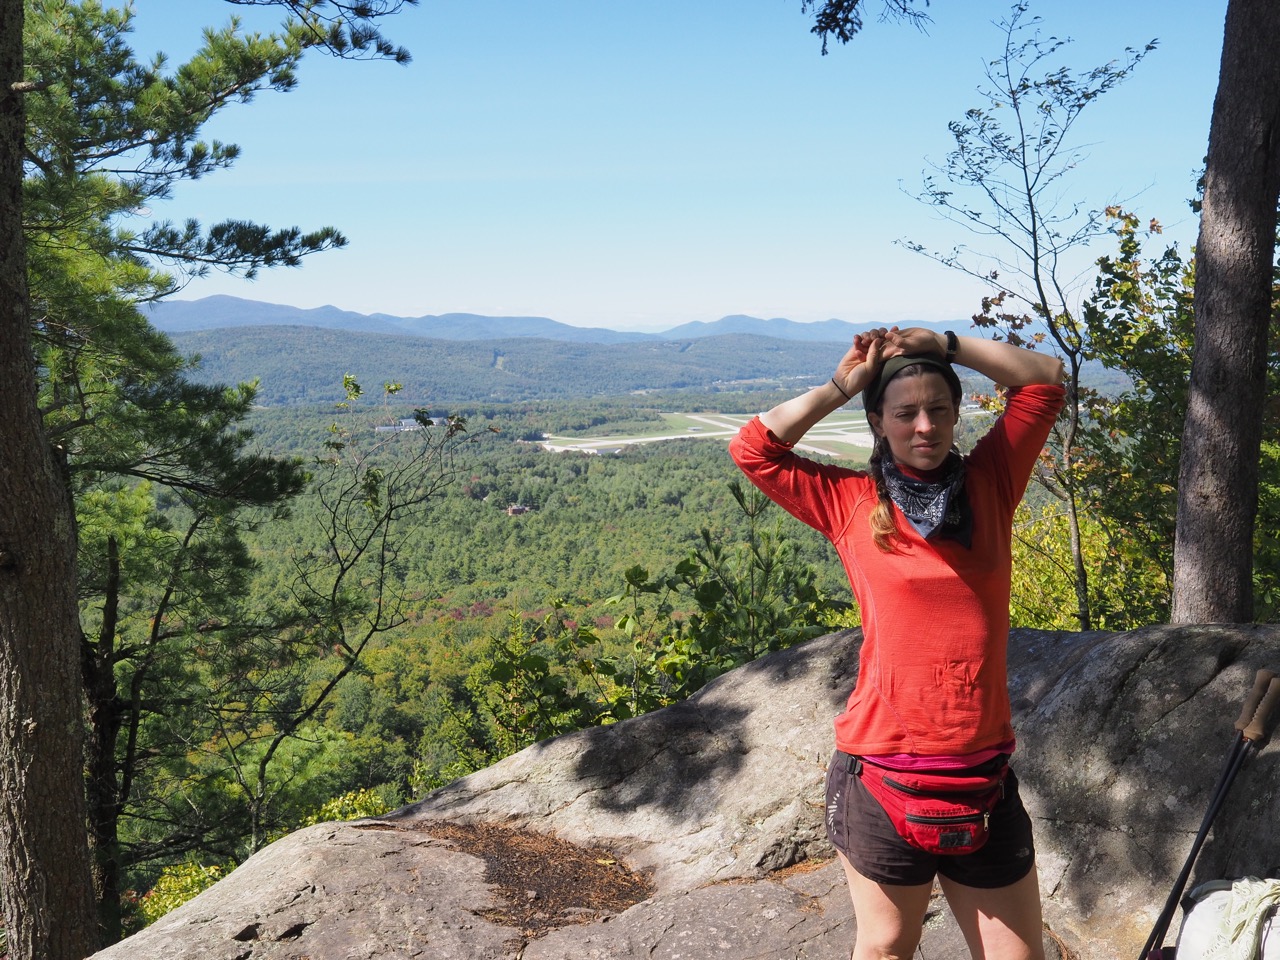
[1242,674,1280,742]
[1196,668,1272,825]
[1139,668,1279,960]
[1198,669,1280,831]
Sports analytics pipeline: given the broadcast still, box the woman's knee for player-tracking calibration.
[852,930,924,960]
[841,854,933,960]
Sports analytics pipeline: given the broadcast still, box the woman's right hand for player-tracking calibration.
[833,327,894,398]
[758,327,897,442]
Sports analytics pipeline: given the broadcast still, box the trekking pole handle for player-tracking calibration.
[1235,668,1277,733]
[1243,676,1280,743]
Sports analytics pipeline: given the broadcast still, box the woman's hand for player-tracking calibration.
[885,326,945,357]
[758,326,904,443]
[833,327,893,398]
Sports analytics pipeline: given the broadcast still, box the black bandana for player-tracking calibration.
[881,452,972,548]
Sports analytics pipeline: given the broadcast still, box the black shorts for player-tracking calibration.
[824,750,1036,888]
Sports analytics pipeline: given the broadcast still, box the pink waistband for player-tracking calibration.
[861,738,1016,772]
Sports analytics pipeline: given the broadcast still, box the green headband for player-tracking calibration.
[862,354,963,413]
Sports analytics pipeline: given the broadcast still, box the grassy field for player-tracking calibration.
[541,410,878,464]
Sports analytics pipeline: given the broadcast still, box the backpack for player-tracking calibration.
[1176,878,1280,960]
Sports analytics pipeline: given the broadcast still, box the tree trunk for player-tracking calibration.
[1173,0,1280,623]
[85,693,126,945]
[85,539,126,943]
[0,1,101,955]
[1059,359,1092,631]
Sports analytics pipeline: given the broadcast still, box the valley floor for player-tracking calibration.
[539,412,877,459]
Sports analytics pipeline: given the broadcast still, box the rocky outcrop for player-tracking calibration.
[1015,624,1280,953]
[90,624,1280,960]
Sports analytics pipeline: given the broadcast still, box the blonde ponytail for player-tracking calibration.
[867,434,900,552]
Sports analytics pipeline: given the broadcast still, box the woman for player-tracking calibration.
[729,326,1064,960]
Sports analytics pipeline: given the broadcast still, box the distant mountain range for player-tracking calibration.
[150,296,1088,406]
[145,296,961,345]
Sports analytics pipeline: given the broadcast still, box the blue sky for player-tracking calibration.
[123,1,1225,331]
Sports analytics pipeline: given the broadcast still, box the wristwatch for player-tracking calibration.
[944,330,958,361]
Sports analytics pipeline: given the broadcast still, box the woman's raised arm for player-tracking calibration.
[887,327,1064,387]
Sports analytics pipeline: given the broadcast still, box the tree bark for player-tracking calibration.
[0,0,101,955]
[1173,0,1280,624]
[85,539,126,943]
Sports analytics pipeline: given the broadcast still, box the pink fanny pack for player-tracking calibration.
[852,755,1009,856]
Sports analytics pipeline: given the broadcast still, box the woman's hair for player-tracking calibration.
[867,433,899,552]
[865,362,963,553]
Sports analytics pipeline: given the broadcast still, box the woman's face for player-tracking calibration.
[867,370,960,472]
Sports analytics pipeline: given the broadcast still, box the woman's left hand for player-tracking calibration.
[886,326,945,358]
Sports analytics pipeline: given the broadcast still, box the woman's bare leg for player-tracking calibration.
[937,865,1045,960]
[838,851,934,960]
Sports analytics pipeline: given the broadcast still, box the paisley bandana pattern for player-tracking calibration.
[881,452,973,547]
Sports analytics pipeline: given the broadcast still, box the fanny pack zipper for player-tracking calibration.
[905,810,991,831]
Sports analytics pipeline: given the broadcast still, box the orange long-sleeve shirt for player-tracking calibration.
[729,384,1065,757]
